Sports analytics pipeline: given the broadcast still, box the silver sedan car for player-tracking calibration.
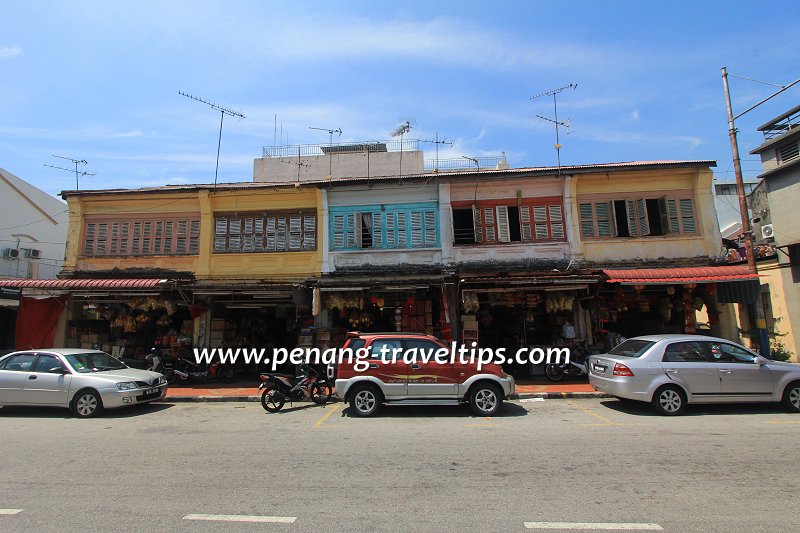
[0,349,168,417]
[588,334,800,415]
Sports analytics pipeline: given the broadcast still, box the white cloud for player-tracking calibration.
[0,46,22,59]
[632,109,640,122]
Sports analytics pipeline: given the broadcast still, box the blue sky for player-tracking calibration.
[1,0,799,197]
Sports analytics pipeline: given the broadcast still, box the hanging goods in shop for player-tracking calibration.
[545,293,574,313]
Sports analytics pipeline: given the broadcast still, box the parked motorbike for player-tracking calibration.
[259,365,331,412]
[544,346,590,382]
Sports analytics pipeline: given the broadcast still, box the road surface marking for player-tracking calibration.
[0,509,24,515]
[183,514,296,523]
[524,522,663,530]
[465,423,497,427]
[568,401,618,425]
[766,420,800,425]
[314,403,341,427]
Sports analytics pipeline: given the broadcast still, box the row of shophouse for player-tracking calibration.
[0,142,763,377]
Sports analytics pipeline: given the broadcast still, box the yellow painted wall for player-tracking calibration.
[64,186,324,280]
[571,168,721,262]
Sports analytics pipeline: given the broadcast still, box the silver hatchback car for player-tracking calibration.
[588,334,800,415]
[0,349,168,417]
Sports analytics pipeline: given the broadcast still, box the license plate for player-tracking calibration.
[593,364,606,373]
[144,387,159,395]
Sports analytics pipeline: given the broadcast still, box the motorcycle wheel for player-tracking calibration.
[220,366,236,382]
[311,383,332,404]
[544,364,565,382]
[260,385,285,412]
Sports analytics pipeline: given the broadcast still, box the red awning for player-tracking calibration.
[0,278,170,289]
[603,265,758,284]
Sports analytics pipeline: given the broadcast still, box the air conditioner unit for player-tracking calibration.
[761,224,775,239]
[3,248,19,258]
[25,248,41,259]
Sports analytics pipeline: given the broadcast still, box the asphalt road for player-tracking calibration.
[1,398,799,533]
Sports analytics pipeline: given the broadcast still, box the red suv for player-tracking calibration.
[334,332,515,417]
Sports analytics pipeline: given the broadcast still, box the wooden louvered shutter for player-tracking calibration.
[154,221,164,254]
[215,217,228,252]
[410,210,423,247]
[625,200,638,237]
[473,205,483,243]
[636,198,650,236]
[372,212,383,248]
[243,217,255,252]
[132,222,142,254]
[596,202,612,238]
[276,216,287,251]
[496,206,511,243]
[302,215,315,250]
[679,198,696,233]
[397,211,407,247]
[288,215,302,250]
[549,205,564,240]
[266,216,277,251]
[666,200,680,234]
[533,205,549,240]
[579,203,595,238]
[189,219,200,254]
[84,223,97,256]
[423,209,436,246]
[386,212,396,248]
[520,206,532,241]
[483,207,496,242]
[120,222,130,254]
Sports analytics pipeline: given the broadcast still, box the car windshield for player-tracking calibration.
[63,352,127,373]
[608,339,656,358]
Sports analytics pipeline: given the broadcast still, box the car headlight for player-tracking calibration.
[116,382,138,391]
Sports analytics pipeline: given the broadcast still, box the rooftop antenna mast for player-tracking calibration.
[44,155,95,190]
[531,83,577,175]
[309,126,342,177]
[179,90,245,186]
[421,133,453,172]
[391,120,412,177]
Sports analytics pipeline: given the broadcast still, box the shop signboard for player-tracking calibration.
[0,287,21,300]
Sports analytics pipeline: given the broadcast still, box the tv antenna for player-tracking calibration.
[309,126,342,177]
[44,155,95,190]
[421,133,453,172]
[179,90,245,186]
[531,83,577,175]
[391,120,414,178]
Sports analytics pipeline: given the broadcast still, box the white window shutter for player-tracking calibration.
[625,199,638,237]
[496,206,511,243]
[473,205,483,243]
[424,210,436,246]
[520,206,532,241]
[549,205,564,240]
[483,207,496,242]
[533,205,549,240]
[410,210,423,247]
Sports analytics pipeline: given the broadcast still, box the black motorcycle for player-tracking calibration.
[259,365,331,412]
[544,347,590,382]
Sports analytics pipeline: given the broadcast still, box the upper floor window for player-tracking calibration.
[452,201,565,245]
[83,216,200,257]
[330,204,438,251]
[214,211,316,253]
[579,196,696,240]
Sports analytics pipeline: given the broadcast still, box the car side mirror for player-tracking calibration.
[49,366,69,374]
[754,356,768,366]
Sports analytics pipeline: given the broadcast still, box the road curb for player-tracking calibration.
[163,391,611,403]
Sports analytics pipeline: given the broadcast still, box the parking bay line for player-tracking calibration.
[567,401,620,425]
[524,522,663,531]
[0,509,23,515]
[313,403,341,428]
[183,514,296,523]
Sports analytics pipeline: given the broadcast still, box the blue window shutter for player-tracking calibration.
[397,211,407,247]
[386,212,396,248]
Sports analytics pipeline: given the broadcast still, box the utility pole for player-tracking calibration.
[721,67,800,356]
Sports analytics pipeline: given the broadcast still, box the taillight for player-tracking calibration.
[613,363,634,376]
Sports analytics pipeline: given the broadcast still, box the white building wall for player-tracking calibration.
[0,167,68,279]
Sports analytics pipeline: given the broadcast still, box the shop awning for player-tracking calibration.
[0,278,171,289]
[602,265,758,285]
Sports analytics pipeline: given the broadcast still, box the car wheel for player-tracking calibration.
[651,385,686,416]
[349,385,382,417]
[469,382,502,416]
[72,390,103,418]
[782,381,800,413]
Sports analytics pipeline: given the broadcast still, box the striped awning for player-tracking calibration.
[0,278,170,289]
[602,266,757,284]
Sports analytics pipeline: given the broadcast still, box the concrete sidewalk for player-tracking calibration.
[163,380,608,402]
